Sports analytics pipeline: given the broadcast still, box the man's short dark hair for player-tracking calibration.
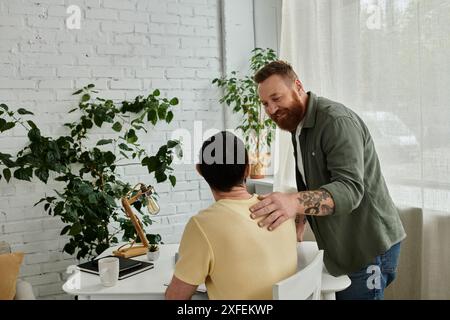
[198,131,249,192]
[254,60,298,84]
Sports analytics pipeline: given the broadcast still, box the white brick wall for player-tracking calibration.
[0,0,222,299]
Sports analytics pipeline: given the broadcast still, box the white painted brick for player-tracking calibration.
[165,48,194,58]
[12,240,60,254]
[22,53,74,65]
[0,233,23,245]
[103,0,136,10]
[195,47,219,58]
[150,35,180,47]
[194,6,217,17]
[9,4,45,15]
[0,40,17,52]
[0,15,24,26]
[92,66,124,78]
[120,10,149,22]
[101,21,134,33]
[166,68,196,79]
[41,260,75,273]
[136,0,167,12]
[19,43,56,53]
[180,0,207,4]
[21,66,56,77]
[176,203,193,213]
[22,229,63,243]
[195,26,218,37]
[147,23,165,34]
[0,64,15,77]
[182,79,211,89]
[185,190,200,201]
[150,14,179,25]
[57,66,91,77]
[166,25,195,36]
[4,220,42,234]
[201,189,212,200]
[181,37,209,48]
[133,24,149,34]
[86,8,119,20]
[115,34,148,45]
[133,46,162,56]
[0,79,35,88]
[27,16,62,29]
[110,79,142,89]
[24,273,61,286]
[38,79,73,89]
[167,3,194,16]
[181,58,208,68]
[135,67,165,78]
[181,16,207,27]
[150,79,181,89]
[147,57,177,67]
[47,6,67,17]
[97,44,130,55]
[19,264,42,277]
[59,44,94,54]
[114,56,145,66]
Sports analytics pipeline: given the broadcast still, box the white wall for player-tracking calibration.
[0,0,222,299]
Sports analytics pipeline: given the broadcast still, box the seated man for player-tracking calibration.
[165,131,298,300]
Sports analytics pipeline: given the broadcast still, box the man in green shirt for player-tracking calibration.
[249,61,406,300]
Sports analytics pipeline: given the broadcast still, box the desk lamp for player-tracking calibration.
[113,183,160,258]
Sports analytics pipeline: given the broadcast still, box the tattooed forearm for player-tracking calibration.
[297,189,335,216]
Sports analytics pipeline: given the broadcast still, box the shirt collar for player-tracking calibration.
[303,91,318,129]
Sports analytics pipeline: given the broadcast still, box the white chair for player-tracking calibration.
[273,250,324,300]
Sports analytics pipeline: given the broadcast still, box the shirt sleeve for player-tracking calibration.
[319,116,365,216]
[173,217,213,285]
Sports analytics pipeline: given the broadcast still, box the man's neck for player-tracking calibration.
[211,185,253,201]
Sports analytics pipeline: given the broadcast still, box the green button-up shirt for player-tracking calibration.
[295,92,406,276]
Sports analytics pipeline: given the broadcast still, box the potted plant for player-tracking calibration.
[212,48,278,179]
[0,85,182,260]
[147,244,160,261]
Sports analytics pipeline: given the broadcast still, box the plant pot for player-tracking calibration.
[147,250,160,261]
[250,161,265,179]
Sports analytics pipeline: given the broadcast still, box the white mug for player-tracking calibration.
[98,257,119,287]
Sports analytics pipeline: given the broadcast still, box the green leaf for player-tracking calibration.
[104,151,116,165]
[166,111,174,123]
[0,103,8,111]
[96,139,113,146]
[126,129,138,144]
[169,175,176,187]
[13,167,33,181]
[153,89,160,97]
[87,84,95,88]
[60,225,71,235]
[68,108,78,113]
[27,127,41,142]
[72,89,83,95]
[69,222,82,236]
[112,122,122,132]
[142,156,159,172]
[34,168,49,183]
[3,168,11,183]
[147,109,157,125]
[119,143,133,151]
[167,140,178,148]
[82,94,90,102]
[17,108,34,115]
[169,97,179,105]
[82,118,93,129]
[54,202,64,215]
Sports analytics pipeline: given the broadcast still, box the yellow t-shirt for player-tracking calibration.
[174,194,298,300]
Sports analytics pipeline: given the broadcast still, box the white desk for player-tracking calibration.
[63,242,350,300]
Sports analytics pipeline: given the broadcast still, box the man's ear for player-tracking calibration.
[295,79,304,93]
[196,163,203,177]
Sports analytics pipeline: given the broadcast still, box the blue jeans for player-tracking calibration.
[336,242,401,300]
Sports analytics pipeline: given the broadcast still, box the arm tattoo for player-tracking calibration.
[297,190,335,216]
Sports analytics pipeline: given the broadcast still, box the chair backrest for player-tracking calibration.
[273,250,324,300]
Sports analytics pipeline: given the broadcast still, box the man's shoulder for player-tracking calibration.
[316,96,356,120]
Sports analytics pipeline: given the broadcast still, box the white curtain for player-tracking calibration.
[277,0,450,299]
